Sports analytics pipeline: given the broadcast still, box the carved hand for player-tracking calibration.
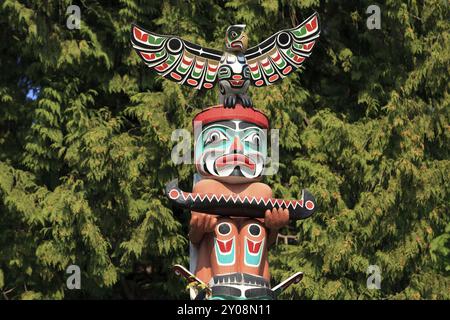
[189,212,218,244]
[264,207,289,231]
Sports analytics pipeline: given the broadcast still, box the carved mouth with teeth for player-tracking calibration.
[230,80,244,87]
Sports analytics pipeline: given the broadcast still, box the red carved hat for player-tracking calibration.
[193,104,269,128]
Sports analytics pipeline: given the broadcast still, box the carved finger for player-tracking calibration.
[190,215,198,228]
[283,208,290,218]
[206,215,215,232]
[199,214,208,231]
[224,96,230,108]
[242,97,249,107]
[211,216,217,230]
[247,97,253,107]
[231,95,236,107]
[264,209,272,226]
[274,208,283,228]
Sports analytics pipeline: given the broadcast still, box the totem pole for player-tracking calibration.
[131,12,320,300]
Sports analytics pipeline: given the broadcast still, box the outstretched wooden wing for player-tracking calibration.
[131,24,223,90]
[244,12,320,87]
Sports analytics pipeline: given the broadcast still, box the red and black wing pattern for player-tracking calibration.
[244,12,320,87]
[131,24,223,90]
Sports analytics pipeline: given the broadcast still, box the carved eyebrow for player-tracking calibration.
[238,122,265,130]
[204,121,236,130]
[228,25,246,33]
[241,126,264,132]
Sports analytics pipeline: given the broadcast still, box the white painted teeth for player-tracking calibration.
[211,273,270,289]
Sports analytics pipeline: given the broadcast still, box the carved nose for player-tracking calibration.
[231,137,243,154]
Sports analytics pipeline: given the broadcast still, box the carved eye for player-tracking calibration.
[218,222,232,236]
[243,132,260,147]
[231,31,238,38]
[205,130,228,146]
[248,224,261,237]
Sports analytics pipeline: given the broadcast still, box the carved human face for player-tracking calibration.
[195,120,267,183]
[225,25,248,52]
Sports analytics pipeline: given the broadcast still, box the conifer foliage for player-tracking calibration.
[0,0,448,299]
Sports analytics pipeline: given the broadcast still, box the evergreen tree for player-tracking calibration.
[0,0,448,299]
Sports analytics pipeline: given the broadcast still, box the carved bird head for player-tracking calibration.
[225,24,248,52]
